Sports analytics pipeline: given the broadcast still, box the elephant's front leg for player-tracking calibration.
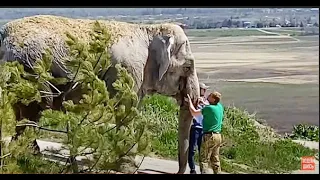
[177,106,193,174]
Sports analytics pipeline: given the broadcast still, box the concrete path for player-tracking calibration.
[138,156,229,174]
[35,139,320,174]
[2,138,319,174]
[292,140,319,150]
[35,139,223,174]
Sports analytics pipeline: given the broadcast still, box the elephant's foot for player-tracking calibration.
[176,154,187,174]
[176,166,187,174]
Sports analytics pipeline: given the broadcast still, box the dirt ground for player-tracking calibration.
[190,35,319,134]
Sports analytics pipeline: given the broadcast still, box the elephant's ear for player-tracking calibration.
[159,35,174,81]
[150,34,174,81]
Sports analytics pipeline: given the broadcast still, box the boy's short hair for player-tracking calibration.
[209,91,222,104]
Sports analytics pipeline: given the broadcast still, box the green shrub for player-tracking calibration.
[289,124,319,142]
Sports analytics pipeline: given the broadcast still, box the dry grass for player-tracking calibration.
[190,34,319,133]
[191,35,318,85]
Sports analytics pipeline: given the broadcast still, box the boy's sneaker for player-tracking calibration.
[190,169,197,174]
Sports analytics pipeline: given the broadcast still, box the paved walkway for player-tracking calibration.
[138,156,229,174]
[35,139,215,174]
[2,138,319,174]
[35,139,320,174]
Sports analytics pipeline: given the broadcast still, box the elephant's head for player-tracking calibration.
[144,24,200,105]
[143,24,200,173]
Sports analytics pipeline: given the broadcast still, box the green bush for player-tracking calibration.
[289,124,319,142]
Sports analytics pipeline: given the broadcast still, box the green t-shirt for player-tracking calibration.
[201,103,224,133]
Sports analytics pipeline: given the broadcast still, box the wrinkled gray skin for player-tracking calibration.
[0,18,200,174]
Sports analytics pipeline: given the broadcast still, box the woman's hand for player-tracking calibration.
[186,94,202,116]
[187,94,192,104]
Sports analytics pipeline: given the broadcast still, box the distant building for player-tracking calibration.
[243,21,251,28]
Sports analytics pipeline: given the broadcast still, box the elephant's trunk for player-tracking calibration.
[177,71,200,174]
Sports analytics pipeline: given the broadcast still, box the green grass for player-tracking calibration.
[221,106,316,173]
[185,29,275,37]
[142,94,318,174]
[140,94,179,158]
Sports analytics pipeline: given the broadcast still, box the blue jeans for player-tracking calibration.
[188,127,203,171]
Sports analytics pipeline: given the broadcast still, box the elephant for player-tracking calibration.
[0,15,200,174]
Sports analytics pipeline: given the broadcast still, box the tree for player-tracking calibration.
[313,22,319,27]
[300,21,304,27]
[256,22,264,28]
[227,19,232,28]
[0,21,151,173]
[307,16,312,24]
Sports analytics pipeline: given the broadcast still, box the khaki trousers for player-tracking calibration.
[200,133,222,174]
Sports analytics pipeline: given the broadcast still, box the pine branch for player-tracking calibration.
[77,141,95,156]
[106,141,139,174]
[16,123,67,134]
[46,80,62,95]
[133,155,145,174]
[116,125,145,163]
[77,111,90,127]
[63,58,82,99]
[104,103,135,134]
[113,92,126,109]
[88,153,102,172]
[104,115,129,134]
[40,90,61,98]
[62,82,80,101]
[23,73,39,79]
[84,112,105,127]
[79,149,96,156]
[0,153,11,159]
[93,52,103,70]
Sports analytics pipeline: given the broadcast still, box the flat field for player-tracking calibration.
[187,29,319,134]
